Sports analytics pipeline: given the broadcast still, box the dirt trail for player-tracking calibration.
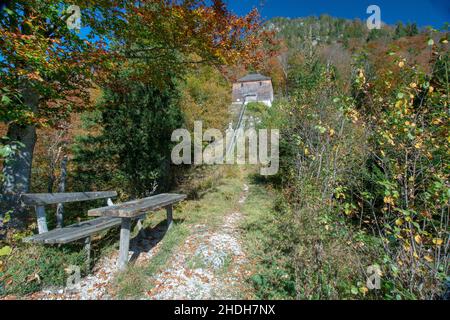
[146,184,251,299]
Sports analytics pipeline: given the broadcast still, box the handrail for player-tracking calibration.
[225,98,248,158]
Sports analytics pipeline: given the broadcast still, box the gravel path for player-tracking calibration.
[147,184,251,300]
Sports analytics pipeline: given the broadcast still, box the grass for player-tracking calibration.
[240,175,388,300]
[240,181,297,300]
[0,243,87,297]
[186,253,208,270]
[216,253,233,275]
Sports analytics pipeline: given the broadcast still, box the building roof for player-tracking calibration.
[237,73,271,83]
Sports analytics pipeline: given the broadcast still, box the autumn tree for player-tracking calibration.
[0,0,123,213]
[0,0,275,214]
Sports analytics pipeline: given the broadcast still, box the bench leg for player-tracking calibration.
[136,216,147,238]
[35,206,48,234]
[84,236,91,274]
[166,205,173,230]
[56,203,64,228]
[118,218,131,271]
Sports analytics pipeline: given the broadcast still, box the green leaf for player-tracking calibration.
[1,95,11,105]
[427,39,434,46]
[0,246,12,256]
[315,125,327,134]
[3,8,14,16]
[0,145,12,158]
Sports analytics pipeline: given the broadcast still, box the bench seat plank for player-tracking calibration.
[24,217,122,244]
[21,191,118,206]
[88,193,186,218]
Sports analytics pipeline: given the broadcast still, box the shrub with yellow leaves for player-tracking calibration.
[346,38,449,299]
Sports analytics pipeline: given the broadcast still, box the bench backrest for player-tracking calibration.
[21,191,117,206]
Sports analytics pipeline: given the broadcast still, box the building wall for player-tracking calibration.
[232,80,273,105]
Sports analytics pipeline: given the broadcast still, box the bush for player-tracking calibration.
[343,39,450,299]
[0,244,86,297]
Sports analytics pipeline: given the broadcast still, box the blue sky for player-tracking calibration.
[226,0,449,28]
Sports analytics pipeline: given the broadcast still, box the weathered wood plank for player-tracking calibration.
[45,218,121,244]
[21,191,118,206]
[23,217,121,244]
[36,205,48,234]
[84,236,91,273]
[118,218,131,271]
[88,193,186,218]
[166,205,173,230]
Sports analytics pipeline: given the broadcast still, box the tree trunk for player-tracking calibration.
[56,155,68,228]
[1,85,39,214]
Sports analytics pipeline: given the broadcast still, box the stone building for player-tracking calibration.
[232,73,274,107]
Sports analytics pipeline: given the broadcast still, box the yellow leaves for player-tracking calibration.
[414,141,423,149]
[432,118,443,125]
[383,196,395,205]
[432,238,443,246]
[409,82,417,89]
[26,71,44,82]
[395,218,404,226]
[428,86,434,93]
[329,128,335,137]
[403,243,411,252]
[359,287,369,295]
[424,255,434,262]
[398,61,405,68]
[414,234,422,244]
[395,233,404,240]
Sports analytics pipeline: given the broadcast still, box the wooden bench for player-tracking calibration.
[21,191,187,271]
[21,191,120,268]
